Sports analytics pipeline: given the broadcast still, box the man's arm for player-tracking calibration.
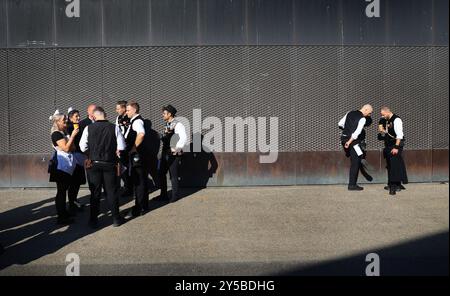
[345,117,366,148]
[79,126,89,153]
[173,122,187,153]
[391,118,404,155]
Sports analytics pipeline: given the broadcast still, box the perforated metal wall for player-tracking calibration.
[0,46,448,155]
[0,50,8,154]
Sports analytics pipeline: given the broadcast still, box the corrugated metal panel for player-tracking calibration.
[0,49,8,153]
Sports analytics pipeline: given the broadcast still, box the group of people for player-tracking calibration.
[339,104,408,195]
[48,101,187,227]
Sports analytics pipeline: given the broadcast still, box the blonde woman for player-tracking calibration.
[48,110,79,225]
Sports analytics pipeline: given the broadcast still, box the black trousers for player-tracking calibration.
[159,152,181,201]
[55,179,78,218]
[119,155,133,192]
[88,162,120,221]
[131,161,149,211]
[384,146,408,185]
[342,139,362,186]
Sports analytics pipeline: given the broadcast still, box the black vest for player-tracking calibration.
[385,114,402,145]
[126,115,145,153]
[161,120,179,152]
[342,110,364,140]
[87,120,117,162]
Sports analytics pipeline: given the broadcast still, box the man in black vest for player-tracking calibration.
[379,106,408,196]
[157,105,187,203]
[338,104,373,191]
[125,101,149,217]
[79,107,126,227]
[115,100,133,197]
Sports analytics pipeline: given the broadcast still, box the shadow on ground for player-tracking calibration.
[273,230,449,276]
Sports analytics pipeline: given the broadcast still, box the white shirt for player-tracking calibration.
[79,124,126,153]
[393,117,404,140]
[126,114,145,138]
[174,121,187,151]
[338,113,366,140]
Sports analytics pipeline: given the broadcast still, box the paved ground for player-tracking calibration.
[0,183,448,276]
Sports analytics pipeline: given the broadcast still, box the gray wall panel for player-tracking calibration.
[199,46,246,151]
[341,0,387,45]
[387,0,433,46]
[55,48,103,115]
[0,50,8,153]
[55,0,102,47]
[7,0,54,48]
[103,0,150,47]
[0,0,6,48]
[102,47,151,118]
[150,0,199,46]
[150,47,201,140]
[337,47,385,150]
[293,46,339,151]
[382,47,432,150]
[432,47,449,149]
[292,0,341,45]
[248,46,293,152]
[433,0,449,45]
[8,49,55,154]
[199,0,246,45]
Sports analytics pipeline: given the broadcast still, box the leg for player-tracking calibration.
[158,153,170,199]
[102,165,121,221]
[88,166,103,222]
[168,155,181,202]
[55,180,70,219]
[348,146,362,187]
[132,165,149,212]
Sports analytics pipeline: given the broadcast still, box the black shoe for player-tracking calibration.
[57,216,74,225]
[113,216,125,227]
[389,186,397,196]
[384,186,390,190]
[125,207,143,219]
[88,219,99,229]
[348,185,364,191]
[398,184,406,190]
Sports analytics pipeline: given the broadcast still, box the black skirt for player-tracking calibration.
[49,164,86,185]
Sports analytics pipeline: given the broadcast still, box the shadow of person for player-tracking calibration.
[0,191,131,270]
[172,133,218,202]
[142,119,160,195]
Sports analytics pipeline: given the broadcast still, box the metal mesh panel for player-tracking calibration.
[55,48,103,115]
[102,47,151,119]
[432,47,449,149]
[0,50,8,153]
[8,49,55,154]
[0,46,447,155]
[293,46,339,151]
[338,47,385,151]
[382,47,432,150]
[150,47,201,142]
[248,46,294,152]
[199,46,246,151]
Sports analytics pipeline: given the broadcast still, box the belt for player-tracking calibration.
[92,160,115,165]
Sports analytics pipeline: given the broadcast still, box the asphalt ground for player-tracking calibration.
[0,183,448,276]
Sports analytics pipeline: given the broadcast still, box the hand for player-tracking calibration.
[84,159,93,169]
[71,128,79,138]
[129,146,137,155]
[344,141,351,149]
[171,148,177,155]
[391,148,399,155]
